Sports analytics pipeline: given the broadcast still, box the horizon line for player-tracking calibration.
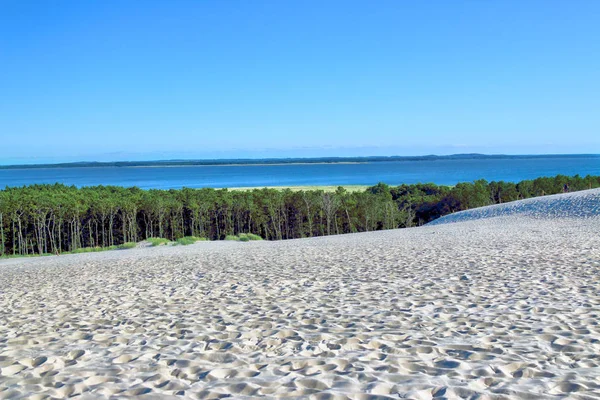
[1,153,599,169]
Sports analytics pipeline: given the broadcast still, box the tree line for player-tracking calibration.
[1,174,598,256]
[2,154,595,170]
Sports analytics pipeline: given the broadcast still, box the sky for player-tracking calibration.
[1,1,600,164]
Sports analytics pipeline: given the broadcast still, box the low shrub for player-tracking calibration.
[69,246,105,254]
[226,233,263,241]
[148,237,170,247]
[175,236,207,245]
[117,242,137,249]
[2,242,138,258]
[0,253,51,259]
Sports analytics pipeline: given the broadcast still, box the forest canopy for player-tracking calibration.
[1,174,599,257]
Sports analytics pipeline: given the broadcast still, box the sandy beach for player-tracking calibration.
[1,189,599,399]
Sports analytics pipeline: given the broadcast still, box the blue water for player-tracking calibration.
[1,157,599,189]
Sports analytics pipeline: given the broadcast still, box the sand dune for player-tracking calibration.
[1,190,600,399]
[430,188,600,224]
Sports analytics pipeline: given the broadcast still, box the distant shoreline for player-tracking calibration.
[131,161,365,168]
[0,162,367,171]
[1,153,598,170]
[228,185,371,192]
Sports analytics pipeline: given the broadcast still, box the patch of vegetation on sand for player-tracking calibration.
[117,242,137,250]
[175,236,207,246]
[147,237,171,247]
[225,233,263,242]
[68,246,111,254]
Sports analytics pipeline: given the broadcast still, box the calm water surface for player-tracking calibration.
[1,157,599,189]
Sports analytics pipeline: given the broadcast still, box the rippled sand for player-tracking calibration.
[1,190,600,399]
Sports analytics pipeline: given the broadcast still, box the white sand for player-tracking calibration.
[1,190,600,399]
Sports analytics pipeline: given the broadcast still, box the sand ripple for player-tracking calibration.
[1,191,600,398]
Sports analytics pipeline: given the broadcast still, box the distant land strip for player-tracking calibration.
[1,153,599,169]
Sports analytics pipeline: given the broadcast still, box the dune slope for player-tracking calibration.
[430,188,600,224]
[1,190,600,399]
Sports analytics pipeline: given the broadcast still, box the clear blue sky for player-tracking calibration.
[1,1,599,164]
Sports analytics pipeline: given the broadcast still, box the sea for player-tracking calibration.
[1,156,600,190]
